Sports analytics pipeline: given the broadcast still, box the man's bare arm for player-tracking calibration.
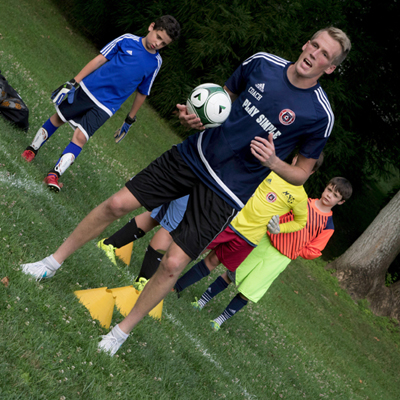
[250,134,316,185]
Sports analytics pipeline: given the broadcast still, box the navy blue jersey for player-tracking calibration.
[178,52,333,210]
[81,34,162,116]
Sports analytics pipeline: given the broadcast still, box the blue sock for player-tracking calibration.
[43,118,58,139]
[30,118,59,152]
[174,259,210,293]
[213,294,248,327]
[61,141,82,158]
[197,276,229,309]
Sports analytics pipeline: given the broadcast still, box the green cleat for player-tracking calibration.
[210,320,221,332]
[191,298,202,311]
[133,277,149,291]
[97,239,117,266]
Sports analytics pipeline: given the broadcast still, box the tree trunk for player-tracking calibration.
[326,190,400,320]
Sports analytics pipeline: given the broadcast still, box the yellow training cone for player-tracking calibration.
[110,285,163,320]
[74,287,115,328]
[109,286,139,316]
[147,297,163,321]
[115,242,133,265]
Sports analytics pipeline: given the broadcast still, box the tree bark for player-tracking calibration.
[326,190,400,320]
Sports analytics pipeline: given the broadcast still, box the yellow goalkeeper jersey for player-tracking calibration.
[230,171,308,246]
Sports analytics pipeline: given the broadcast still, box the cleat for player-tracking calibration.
[133,277,148,291]
[210,320,221,332]
[21,149,36,162]
[98,330,126,356]
[191,297,202,311]
[44,173,63,193]
[21,257,58,281]
[97,239,117,266]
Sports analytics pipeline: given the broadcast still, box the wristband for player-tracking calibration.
[125,114,137,125]
[70,79,79,88]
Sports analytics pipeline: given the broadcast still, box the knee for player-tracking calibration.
[72,129,87,147]
[103,193,130,219]
[103,187,141,220]
[159,253,186,278]
[239,293,248,302]
[205,251,220,271]
[50,113,64,127]
[221,271,231,284]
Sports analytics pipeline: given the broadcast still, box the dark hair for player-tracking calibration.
[327,177,353,200]
[312,151,324,172]
[153,15,181,42]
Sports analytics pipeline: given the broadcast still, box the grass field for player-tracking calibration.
[1,1,400,399]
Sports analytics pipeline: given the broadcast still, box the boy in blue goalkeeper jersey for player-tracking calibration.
[21,15,180,192]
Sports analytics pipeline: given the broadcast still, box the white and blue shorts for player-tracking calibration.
[56,87,110,141]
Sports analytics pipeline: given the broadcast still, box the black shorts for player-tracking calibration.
[56,87,110,141]
[125,146,237,260]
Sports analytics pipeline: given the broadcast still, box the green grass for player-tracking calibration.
[1,1,400,399]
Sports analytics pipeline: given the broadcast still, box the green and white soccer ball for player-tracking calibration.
[186,83,232,128]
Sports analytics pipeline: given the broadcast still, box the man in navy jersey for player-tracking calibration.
[21,27,351,355]
[21,16,181,192]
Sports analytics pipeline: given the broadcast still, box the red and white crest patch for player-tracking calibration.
[266,192,277,203]
[279,109,296,126]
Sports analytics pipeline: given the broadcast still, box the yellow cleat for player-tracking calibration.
[97,239,117,266]
[133,277,149,292]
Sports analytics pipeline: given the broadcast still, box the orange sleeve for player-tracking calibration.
[299,228,334,260]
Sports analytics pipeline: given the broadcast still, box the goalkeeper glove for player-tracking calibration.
[51,79,79,106]
[114,114,137,143]
[267,215,280,234]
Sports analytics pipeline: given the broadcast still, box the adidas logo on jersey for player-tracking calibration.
[255,83,265,92]
[127,50,133,55]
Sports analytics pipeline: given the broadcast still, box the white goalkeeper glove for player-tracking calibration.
[51,79,79,106]
[267,215,280,234]
[114,114,137,143]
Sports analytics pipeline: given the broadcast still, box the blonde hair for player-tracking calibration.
[311,27,351,66]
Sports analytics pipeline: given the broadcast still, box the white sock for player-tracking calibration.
[47,254,62,270]
[113,324,129,341]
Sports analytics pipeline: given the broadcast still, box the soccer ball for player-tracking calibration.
[186,83,231,128]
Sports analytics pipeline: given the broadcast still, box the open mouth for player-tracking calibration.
[304,58,312,68]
